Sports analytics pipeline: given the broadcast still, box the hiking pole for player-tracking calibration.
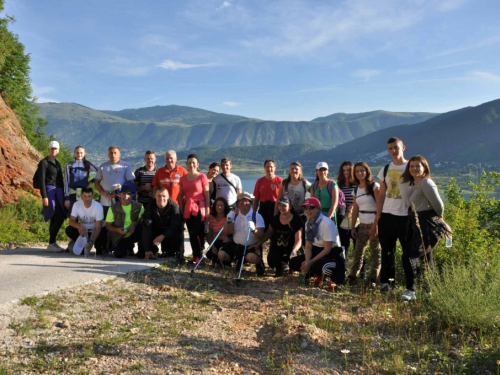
[191,218,229,275]
[235,226,252,285]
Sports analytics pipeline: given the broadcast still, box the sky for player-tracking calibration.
[3,0,500,121]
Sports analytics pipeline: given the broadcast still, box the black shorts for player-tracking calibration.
[219,241,261,261]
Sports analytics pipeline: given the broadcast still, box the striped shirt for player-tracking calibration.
[340,185,357,208]
[134,166,157,204]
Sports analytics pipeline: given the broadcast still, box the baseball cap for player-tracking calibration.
[48,141,60,149]
[302,197,321,208]
[120,184,134,194]
[316,162,328,170]
[277,196,291,206]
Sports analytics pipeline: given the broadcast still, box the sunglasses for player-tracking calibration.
[304,206,318,211]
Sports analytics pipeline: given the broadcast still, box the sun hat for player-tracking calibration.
[73,236,87,255]
[302,197,321,208]
[316,162,328,170]
[237,191,254,202]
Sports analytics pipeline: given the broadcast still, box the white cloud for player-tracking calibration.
[157,60,219,70]
[36,97,60,103]
[351,69,381,81]
[217,1,231,10]
[397,61,478,75]
[32,85,55,95]
[468,71,500,83]
[222,101,241,107]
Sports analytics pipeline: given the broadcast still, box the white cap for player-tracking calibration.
[316,162,328,170]
[48,141,60,149]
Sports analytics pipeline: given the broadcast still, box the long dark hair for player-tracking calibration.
[337,161,355,186]
[401,155,431,183]
[212,197,230,217]
[353,162,375,197]
[282,161,305,191]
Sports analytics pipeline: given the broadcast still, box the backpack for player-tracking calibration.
[313,179,346,213]
[382,164,390,187]
[233,210,257,224]
[32,159,46,190]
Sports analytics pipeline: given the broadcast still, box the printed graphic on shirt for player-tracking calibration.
[386,169,404,199]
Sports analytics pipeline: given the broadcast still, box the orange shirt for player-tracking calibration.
[152,165,187,205]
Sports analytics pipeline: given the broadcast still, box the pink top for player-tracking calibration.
[209,215,226,235]
[181,173,208,220]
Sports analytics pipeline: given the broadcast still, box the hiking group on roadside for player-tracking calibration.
[35,136,450,300]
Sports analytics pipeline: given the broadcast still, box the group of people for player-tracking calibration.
[36,136,450,300]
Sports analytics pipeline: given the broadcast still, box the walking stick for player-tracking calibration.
[191,218,229,275]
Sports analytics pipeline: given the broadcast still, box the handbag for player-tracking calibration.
[340,212,360,230]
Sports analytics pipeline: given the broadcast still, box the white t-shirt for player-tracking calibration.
[70,200,104,232]
[214,173,242,206]
[227,208,265,246]
[355,182,379,224]
[283,179,311,214]
[377,162,410,216]
[307,213,340,248]
[96,160,135,207]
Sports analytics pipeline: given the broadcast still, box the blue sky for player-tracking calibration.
[4,0,500,120]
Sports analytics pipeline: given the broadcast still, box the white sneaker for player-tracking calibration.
[400,290,417,301]
[46,243,64,253]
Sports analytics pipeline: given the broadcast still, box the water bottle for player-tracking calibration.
[446,234,452,248]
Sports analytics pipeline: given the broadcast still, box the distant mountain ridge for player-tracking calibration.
[37,103,436,155]
[309,98,500,167]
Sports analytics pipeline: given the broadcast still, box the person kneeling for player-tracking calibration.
[289,197,345,287]
[105,185,144,258]
[141,187,183,261]
[218,192,265,275]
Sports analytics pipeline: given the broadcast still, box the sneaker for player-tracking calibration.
[313,274,324,286]
[46,243,64,253]
[255,261,265,276]
[400,290,417,301]
[188,257,200,264]
[380,283,391,293]
[66,240,75,253]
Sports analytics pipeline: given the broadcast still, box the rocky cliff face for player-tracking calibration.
[0,96,42,205]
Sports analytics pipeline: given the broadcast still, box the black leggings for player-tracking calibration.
[267,244,292,269]
[49,200,66,244]
[186,211,205,258]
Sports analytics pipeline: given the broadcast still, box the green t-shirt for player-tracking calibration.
[106,204,144,238]
[313,180,338,220]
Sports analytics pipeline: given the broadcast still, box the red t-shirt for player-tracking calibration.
[253,175,283,202]
[152,165,187,205]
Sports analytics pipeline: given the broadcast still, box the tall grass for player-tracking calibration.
[425,260,500,330]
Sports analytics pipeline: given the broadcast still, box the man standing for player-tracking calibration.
[65,187,103,255]
[94,146,135,255]
[94,146,135,215]
[218,192,266,275]
[105,185,144,258]
[371,137,411,292]
[253,159,283,230]
[135,150,157,207]
[152,150,187,206]
[214,157,242,209]
[141,187,184,261]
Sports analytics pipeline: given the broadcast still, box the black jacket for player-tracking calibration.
[142,198,182,252]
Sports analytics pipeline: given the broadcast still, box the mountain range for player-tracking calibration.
[37,103,436,156]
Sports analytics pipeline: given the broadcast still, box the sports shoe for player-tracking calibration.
[400,290,417,301]
[255,261,265,276]
[380,283,391,293]
[188,257,200,265]
[313,274,324,286]
[46,243,65,253]
[66,240,75,253]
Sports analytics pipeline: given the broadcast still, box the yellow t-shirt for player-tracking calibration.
[106,204,144,238]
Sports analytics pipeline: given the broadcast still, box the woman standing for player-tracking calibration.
[64,146,98,213]
[312,162,339,223]
[347,162,381,285]
[206,162,220,207]
[399,155,447,301]
[179,154,210,264]
[258,196,303,276]
[336,161,356,255]
[276,161,312,220]
[205,197,231,265]
[253,159,283,230]
[37,140,67,252]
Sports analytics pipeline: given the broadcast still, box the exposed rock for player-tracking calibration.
[0,96,42,206]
